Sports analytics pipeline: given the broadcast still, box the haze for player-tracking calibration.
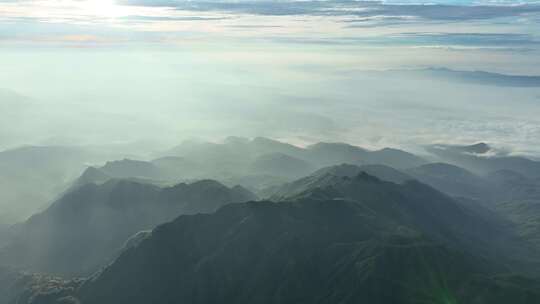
[1,0,540,155]
[3,1,540,303]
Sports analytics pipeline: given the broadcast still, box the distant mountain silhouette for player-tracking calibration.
[249,153,315,179]
[75,157,200,188]
[80,138,428,192]
[380,68,540,87]
[427,143,540,178]
[304,142,368,166]
[168,136,304,157]
[456,142,491,154]
[167,137,427,169]
[0,146,102,225]
[406,162,487,199]
[0,179,256,276]
[250,136,306,157]
[421,68,540,87]
[74,166,111,186]
[99,159,163,179]
[305,142,426,169]
[151,156,203,180]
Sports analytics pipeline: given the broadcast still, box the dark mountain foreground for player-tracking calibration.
[2,141,540,303]
[10,198,540,304]
[280,170,540,271]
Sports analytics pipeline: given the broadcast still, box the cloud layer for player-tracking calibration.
[119,0,540,20]
[0,0,539,156]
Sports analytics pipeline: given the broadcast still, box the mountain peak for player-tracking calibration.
[189,179,228,189]
[307,141,365,151]
[76,166,110,186]
[252,136,278,144]
[314,163,361,177]
[463,142,491,154]
[224,136,250,145]
[355,171,382,183]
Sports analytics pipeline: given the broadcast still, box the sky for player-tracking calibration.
[1,0,540,155]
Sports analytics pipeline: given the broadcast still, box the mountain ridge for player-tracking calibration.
[0,178,256,276]
[22,198,540,304]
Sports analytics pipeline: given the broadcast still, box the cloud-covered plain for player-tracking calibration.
[0,0,539,156]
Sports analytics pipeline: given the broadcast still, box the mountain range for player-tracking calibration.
[2,138,540,303]
[9,171,540,303]
[0,179,255,276]
[75,137,429,192]
[0,145,143,226]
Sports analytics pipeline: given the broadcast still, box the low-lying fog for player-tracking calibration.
[1,46,540,156]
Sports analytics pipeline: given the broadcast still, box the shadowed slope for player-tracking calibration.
[269,168,540,273]
[0,179,256,276]
[29,199,540,304]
